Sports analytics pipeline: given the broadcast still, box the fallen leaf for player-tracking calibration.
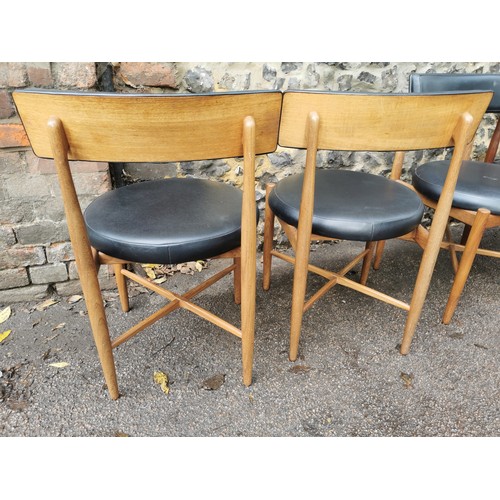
[152,277,167,284]
[0,306,11,324]
[7,400,28,411]
[153,370,170,394]
[195,260,205,272]
[145,268,156,280]
[114,432,130,437]
[0,330,12,343]
[49,362,69,368]
[201,373,225,390]
[68,295,83,304]
[35,299,58,311]
[289,365,311,374]
[51,322,66,331]
[400,372,414,388]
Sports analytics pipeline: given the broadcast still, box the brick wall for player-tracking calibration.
[0,63,113,302]
[0,61,498,302]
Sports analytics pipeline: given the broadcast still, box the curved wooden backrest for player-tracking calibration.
[13,89,283,162]
[278,90,493,152]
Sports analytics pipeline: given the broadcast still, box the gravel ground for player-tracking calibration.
[1,232,498,495]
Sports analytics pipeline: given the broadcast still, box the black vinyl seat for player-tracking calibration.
[12,88,283,399]
[404,72,500,325]
[412,160,500,215]
[85,178,245,265]
[269,169,424,241]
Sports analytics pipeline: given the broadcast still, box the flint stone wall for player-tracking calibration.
[0,62,498,301]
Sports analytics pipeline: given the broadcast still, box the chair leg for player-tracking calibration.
[233,257,241,305]
[262,183,275,291]
[240,252,256,387]
[113,263,130,313]
[360,241,375,285]
[444,223,459,273]
[80,266,119,399]
[442,209,490,324]
[400,211,452,355]
[373,240,386,270]
[289,232,312,362]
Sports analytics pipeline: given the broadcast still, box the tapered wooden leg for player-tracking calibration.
[241,115,256,387]
[373,240,386,270]
[240,252,255,386]
[289,111,319,362]
[48,117,119,399]
[263,183,275,291]
[360,241,375,285]
[233,256,241,305]
[289,236,311,362]
[400,211,453,355]
[80,265,120,399]
[113,263,130,313]
[442,208,490,324]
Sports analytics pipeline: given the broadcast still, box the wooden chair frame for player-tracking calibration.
[374,80,500,324]
[262,90,492,361]
[13,89,282,399]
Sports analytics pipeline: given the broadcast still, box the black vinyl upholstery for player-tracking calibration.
[412,160,500,215]
[410,73,500,113]
[269,170,424,241]
[85,178,247,264]
[410,73,500,215]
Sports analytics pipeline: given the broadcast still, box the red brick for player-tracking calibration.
[0,123,30,147]
[27,63,53,86]
[117,62,178,88]
[0,90,14,119]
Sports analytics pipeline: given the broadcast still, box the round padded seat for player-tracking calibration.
[269,170,424,241]
[412,160,500,215]
[84,178,244,265]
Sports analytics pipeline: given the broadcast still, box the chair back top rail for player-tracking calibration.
[410,73,500,113]
[278,90,492,152]
[12,89,283,162]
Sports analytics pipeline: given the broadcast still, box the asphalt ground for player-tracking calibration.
[1,230,498,496]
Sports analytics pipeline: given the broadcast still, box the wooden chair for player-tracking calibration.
[410,73,500,323]
[262,90,492,361]
[13,88,282,399]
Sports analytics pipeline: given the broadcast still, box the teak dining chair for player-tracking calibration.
[262,90,492,361]
[407,73,500,324]
[13,88,282,400]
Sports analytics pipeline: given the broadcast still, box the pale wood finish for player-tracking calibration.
[14,89,282,398]
[14,90,282,161]
[279,92,490,151]
[373,115,500,324]
[484,117,500,163]
[47,117,119,399]
[263,91,491,361]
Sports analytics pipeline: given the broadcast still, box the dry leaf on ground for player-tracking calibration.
[153,370,170,394]
[35,299,58,311]
[400,372,414,388]
[68,295,83,304]
[0,330,12,343]
[49,362,70,368]
[0,306,11,324]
